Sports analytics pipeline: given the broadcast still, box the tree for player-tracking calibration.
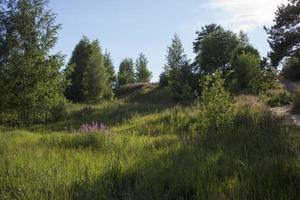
[162,34,193,100]
[238,30,250,46]
[65,37,113,102]
[0,0,66,124]
[135,53,152,82]
[230,53,262,94]
[104,51,116,88]
[230,45,261,67]
[82,41,113,101]
[65,36,92,102]
[193,24,223,53]
[281,57,300,81]
[193,70,233,133]
[265,0,300,67]
[117,58,135,86]
[194,28,240,75]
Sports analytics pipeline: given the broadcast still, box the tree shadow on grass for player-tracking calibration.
[32,101,175,132]
[68,114,300,200]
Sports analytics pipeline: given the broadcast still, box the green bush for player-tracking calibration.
[291,90,300,114]
[281,57,300,81]
[193,70,234,134]
[261,89,292,107]
[229,52,263,94]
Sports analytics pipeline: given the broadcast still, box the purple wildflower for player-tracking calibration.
[78,121,109,133]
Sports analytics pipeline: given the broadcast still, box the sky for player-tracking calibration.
[49,0,287,82]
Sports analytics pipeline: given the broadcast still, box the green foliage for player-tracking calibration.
[104,51,117,88]
[194,26,240,74]
[292,89,300,114]
[83,41,113,101]
[229,53,263,94]
[265,0,300,67]
[281,57,300,81]
[162,34,194,100]
[159,72,169,87]
[135,53,152,83]
[0,98,299,199]
[194,70,234,132]
[65,37,113,102]
[193,24,223,53]
[0,0,66,125]
[262,90,293,107]
[117,58,135,86]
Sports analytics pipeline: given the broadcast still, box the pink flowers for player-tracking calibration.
[78,122,109,133]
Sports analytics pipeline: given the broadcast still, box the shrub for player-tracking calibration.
[281,57,300,81]
[193,70,234,134]
[261,87,293,107]
[49,100,69,122]
[229,52,262,94]
[159,72,169,87]
[291,90,300,114]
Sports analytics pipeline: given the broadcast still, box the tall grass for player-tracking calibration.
[0,86,299,199]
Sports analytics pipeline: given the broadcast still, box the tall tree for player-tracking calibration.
[117,58,135,86]
[65,37,112,102]
[265,0,300,67]
[82,41,113,101]
[104,50,116,88]
[230,53,262,94]
[193,24,223,53]
[0,0,66,124]
[65,36,92,102]
[135,53,152,82]
[163,34,193,100]
[194,27,240,75]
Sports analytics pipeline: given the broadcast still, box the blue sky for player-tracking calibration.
[49,0,286,81]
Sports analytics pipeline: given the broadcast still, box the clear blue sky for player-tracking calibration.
[49,0,286,82]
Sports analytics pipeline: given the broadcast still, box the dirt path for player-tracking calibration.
[269,105,300,127]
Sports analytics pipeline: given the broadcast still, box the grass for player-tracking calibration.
[0,86,299,199]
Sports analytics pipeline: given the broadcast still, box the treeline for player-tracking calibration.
[64,37,152,103]
[160,27,276,101]
[0,0,299,125]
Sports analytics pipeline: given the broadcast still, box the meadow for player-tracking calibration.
[0,85,299,200]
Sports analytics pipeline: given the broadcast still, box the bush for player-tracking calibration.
[193,70,234,134]
[159,72,169,87]
[229,52,263,94]
[291,90,300,114]
[49,101,69,122]
[281,57,300,81]
[261,87,293,107]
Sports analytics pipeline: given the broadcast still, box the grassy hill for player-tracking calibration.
[0,85,299,199]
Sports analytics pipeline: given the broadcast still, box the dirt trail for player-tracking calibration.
[269,105,300,127]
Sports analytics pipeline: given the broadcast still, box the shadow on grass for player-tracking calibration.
[69,113,300,200]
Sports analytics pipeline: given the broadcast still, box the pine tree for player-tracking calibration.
[65,36,92,102]
[104,51,116,88]
[265,0,300,67]
[65,38,113,102]
[117,58,135,86]
[0,0,66,124]
[83,41,113,101]
[135,53,152,83]
[162,34,193,100]
[195,28,240,75]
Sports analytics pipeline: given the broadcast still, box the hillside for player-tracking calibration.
[0,86,299,200]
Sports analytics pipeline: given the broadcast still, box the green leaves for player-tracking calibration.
[135,53,152,83]
[0,0,66,125]
[117,58,135,86]
[65,37,113,102]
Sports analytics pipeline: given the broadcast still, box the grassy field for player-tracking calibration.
[0,86,299,200]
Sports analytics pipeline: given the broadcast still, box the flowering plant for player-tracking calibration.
[78,121,109,133]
